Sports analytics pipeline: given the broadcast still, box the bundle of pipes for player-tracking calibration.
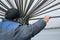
[0,0,60,24]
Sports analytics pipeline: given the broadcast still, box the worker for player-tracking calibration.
[0,8,50,40]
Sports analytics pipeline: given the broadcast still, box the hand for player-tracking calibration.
[43,16,50,22]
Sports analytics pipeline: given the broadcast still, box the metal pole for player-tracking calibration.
[0,7,7,12]
[30,16,60,20]
[14,0,19,9]
[32,8,60,17]
[32,0,56,15]
[33,2,60,16]
[24,0,34,15]
[0,0,9,9]
[6,0,14,8]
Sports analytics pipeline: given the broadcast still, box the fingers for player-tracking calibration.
[43,16,51,22]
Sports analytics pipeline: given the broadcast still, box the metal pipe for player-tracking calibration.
[24,0,28,12]
[18,0,24,17]
[35,0,48,10]
[0,7,7,12]
[25,0,55,18]
[6,0,14,8]
[33,2,60,16]
[0,0,9,9]
[0,11,5,14]
[32,0,56,15]
[0,14,4,16]
[28,0,47,15]
[24,0,34,15]
[21,0,23,11]
[0,17,4,19]
[14,0,19,9]
[30,16,60,20]
[32,8,60,17]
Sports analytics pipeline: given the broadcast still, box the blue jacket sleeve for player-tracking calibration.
[29,19,47,37]
[14,19,47,40]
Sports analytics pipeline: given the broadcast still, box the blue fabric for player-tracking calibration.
[0,22,2,27]
[0,21,20,31]
[0,20,21,40]
[0,19,46,40]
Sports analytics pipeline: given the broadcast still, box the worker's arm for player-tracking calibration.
[14,16,50,40]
